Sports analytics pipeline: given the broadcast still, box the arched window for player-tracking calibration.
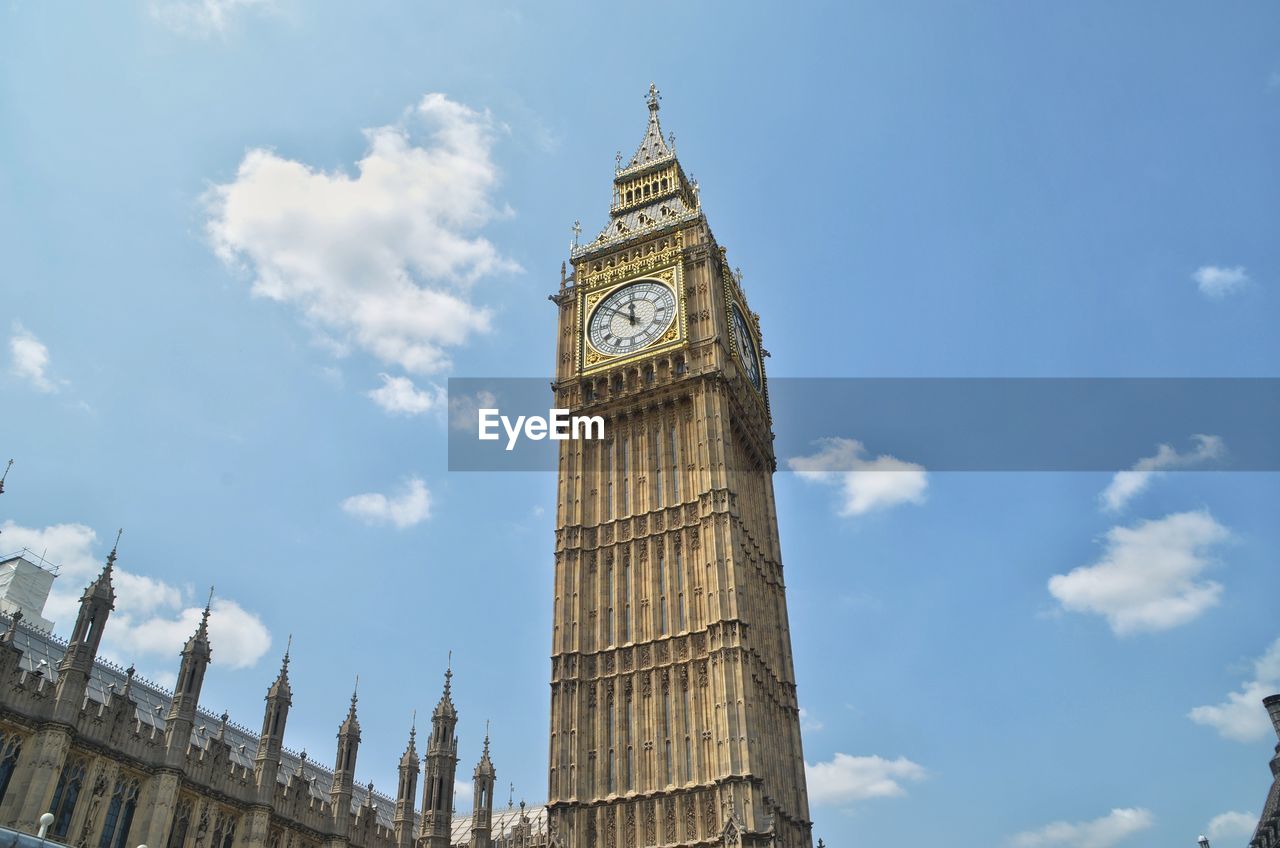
[49,759,87,839]
[0,732,22,804]
[210,812,236,848]
[168,799,193,848]
[99,777,140,848]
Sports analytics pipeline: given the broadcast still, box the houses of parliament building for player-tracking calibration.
[0,86,814,848]
[3,83,1280,848]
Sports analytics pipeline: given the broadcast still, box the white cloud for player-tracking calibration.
[1048,511,1229,635]
[1189,637,1280,742]
[151,0,273,36]
[368,374,445,416]
[1193,265,1250,299]
[1009,808,1153,848]
[448,388,499,431]
[1100,434,1225,512]
[206,93,518,380]
[804,753,926,806]
[9,323,60,393]
[1206,811,1257,841]
[0,521,272,672]
[788,438,927,517]
[341,477,432,528]
[799,707,824,732]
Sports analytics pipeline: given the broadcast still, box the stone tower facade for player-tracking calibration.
[547,86,812,848]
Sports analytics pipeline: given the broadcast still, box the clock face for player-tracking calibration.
[731,302,763,392]
[587,280,677,357]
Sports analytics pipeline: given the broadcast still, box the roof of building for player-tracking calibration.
[572,84,703,262]
[450,804,547,846]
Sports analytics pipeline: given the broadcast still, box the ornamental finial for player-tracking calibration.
[647,83,660,112]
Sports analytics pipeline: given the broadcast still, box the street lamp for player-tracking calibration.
[1198,837,1210,848]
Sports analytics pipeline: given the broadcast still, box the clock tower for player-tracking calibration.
[547,86,812,848]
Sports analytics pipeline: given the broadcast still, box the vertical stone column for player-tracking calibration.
[240,806,272,848]
[136,770,181,848]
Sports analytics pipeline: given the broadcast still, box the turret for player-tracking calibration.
[54,533,118,721]
[165,591,213,763]
[255,642,293,801]
[420,663,459,848]
[470,727,496,848]
[330,680,361,834]
[394,715,419,848]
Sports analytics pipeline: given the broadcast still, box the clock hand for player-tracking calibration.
[596,305,633,321]
[627,302,636,326]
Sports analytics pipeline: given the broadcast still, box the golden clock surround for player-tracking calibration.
[577,262,687,374]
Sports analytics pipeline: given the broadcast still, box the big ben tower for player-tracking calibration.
[547,86,812,848]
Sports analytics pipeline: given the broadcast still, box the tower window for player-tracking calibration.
[656,546,668,636]
[675,544,686,632]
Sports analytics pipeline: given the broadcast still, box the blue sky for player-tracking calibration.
[2,1,1279,846]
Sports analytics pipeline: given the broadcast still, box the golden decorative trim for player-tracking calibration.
[576,239,683,290]
[578,264,686,375]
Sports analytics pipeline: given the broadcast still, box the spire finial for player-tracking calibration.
[351,674,360,709]
[444,651,453,695]
[107,528,123,568]
[201,586,214,628]
[282,634,292,670]
[484,719,490,753]
[410,709,417,741]
[647,82,660,112]
[0,458,12,495]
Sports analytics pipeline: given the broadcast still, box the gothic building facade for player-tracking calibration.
[0,544,541,848]
[0,83,816,848]
[546,86,812,848]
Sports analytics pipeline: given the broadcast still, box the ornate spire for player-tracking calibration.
[268,635,292,700]
[577,83,700,258]
[183,587,214,655]
[0,458,12,495]
[623,83,673,171]
[434,655,456,718]
[84,529,121,605]
[340,675,361,735]
[400,711,419,767]
[476,720,495,775]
